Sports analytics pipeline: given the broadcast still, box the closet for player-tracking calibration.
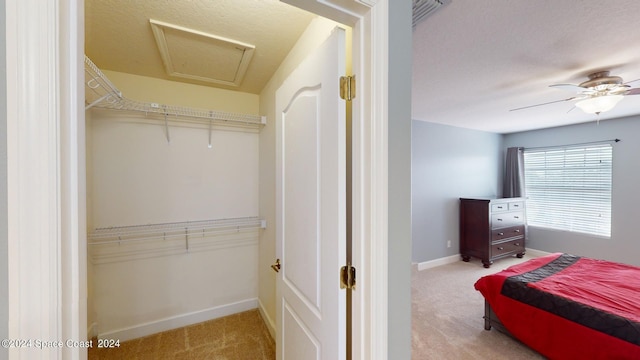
[83,0,347,348]
[85,54,265,340]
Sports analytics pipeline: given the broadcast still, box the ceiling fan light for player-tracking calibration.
[575,95,624,114]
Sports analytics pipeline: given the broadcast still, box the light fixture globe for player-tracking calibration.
[575,95,624,114]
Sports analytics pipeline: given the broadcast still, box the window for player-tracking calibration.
[523,143,612,237]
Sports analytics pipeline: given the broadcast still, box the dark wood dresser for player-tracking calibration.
[459,197,526,268]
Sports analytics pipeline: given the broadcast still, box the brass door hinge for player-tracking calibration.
[340,75,356,101]
[340,264,356,290]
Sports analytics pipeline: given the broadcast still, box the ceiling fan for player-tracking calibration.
[510,71,640,114]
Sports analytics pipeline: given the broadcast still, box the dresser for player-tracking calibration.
[459,197,526,268]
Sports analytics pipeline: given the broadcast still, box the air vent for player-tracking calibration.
[413,0,451,27]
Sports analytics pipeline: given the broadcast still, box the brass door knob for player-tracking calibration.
[271,259,281,273]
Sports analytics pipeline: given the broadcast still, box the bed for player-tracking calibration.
[474,253,640,359]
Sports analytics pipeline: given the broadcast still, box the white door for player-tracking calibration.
[275,28,347,360]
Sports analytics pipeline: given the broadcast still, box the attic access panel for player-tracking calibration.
[150,19,255,87]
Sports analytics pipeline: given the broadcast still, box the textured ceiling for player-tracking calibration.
[86,0,640,133]
[85,0,315,94]
[412,0,640,133]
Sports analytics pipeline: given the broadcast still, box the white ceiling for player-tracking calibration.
[412,0,640,134]
[85,0,315,94]
[87,0,640,134]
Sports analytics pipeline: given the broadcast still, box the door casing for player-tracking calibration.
[4,1,396,359]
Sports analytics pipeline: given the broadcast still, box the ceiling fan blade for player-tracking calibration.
[509,97,576,112]
[625,88,640,95]
[549,84,589,93]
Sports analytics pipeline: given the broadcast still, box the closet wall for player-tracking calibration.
[86,71,261,340]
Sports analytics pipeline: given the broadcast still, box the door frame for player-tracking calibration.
[6,0,86,359]
[4,0,397,359]
[283,3,393,358]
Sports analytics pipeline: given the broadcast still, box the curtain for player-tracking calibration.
[503,147,524,198]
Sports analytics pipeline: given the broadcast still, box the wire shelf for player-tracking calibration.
[84,55,265,129]
[88,217,266,246]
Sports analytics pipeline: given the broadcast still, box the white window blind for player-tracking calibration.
[523,143,612,237]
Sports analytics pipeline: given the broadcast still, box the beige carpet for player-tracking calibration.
[88,309,275,360]
[412,255,546,360]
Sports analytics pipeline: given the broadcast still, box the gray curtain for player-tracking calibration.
[503,147,524,198]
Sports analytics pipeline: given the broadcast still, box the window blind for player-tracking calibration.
[523,143,612,237]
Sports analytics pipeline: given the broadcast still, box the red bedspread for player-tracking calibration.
[475,253,640,360]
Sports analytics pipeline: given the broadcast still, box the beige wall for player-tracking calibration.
[258,16,343,336]
[102,70,259,114]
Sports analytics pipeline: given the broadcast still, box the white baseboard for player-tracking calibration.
[415,248,552,272]
[416,254,461,271]
[525,247,551,257]
[98,298,258,342]
[87,322,98,340]
[258,298,276,340]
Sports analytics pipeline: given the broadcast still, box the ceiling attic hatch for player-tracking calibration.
[149,19,255,87]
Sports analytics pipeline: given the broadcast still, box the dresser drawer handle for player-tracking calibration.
[512,204,520,208]
[514,243,520,246]
[514,216,519,219]
[497,206,504,209]
[497,247,504,250]
[497,218,503,221]
[498,232,504,236]
[514,229,520,233]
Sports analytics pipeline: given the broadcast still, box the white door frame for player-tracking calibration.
[283,2,392,359]
[6,0,86,359]
[5,1,392,359]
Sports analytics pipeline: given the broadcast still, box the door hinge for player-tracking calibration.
[340,264,356,290]
[340,75,356,101]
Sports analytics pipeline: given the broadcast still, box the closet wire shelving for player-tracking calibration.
[88,217,266,249]
[85,56,266,258]
[84,55,266,134]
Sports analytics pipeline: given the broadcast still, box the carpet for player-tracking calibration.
[412,255,546,359]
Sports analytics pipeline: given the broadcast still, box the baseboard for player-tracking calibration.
[87,322,98,340]
[98,298,258,342]
[416,249,552,271]
[525,247,551,257]
[416,254,461,271]
[258,298,276,340]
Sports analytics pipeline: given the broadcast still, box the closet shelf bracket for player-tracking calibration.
[163,111,171,143]
[208,113,213,149]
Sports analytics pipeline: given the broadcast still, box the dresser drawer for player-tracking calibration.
[491,226,525,241]
[491,239,525,257]
[491,203,509,212]
[491,211,524,228]
[508,201,525,210]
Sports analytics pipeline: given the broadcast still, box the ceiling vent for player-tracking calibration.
[149,19,255,87]
[413,0,451,27]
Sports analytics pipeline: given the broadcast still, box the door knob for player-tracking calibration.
[271,259,281,273]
